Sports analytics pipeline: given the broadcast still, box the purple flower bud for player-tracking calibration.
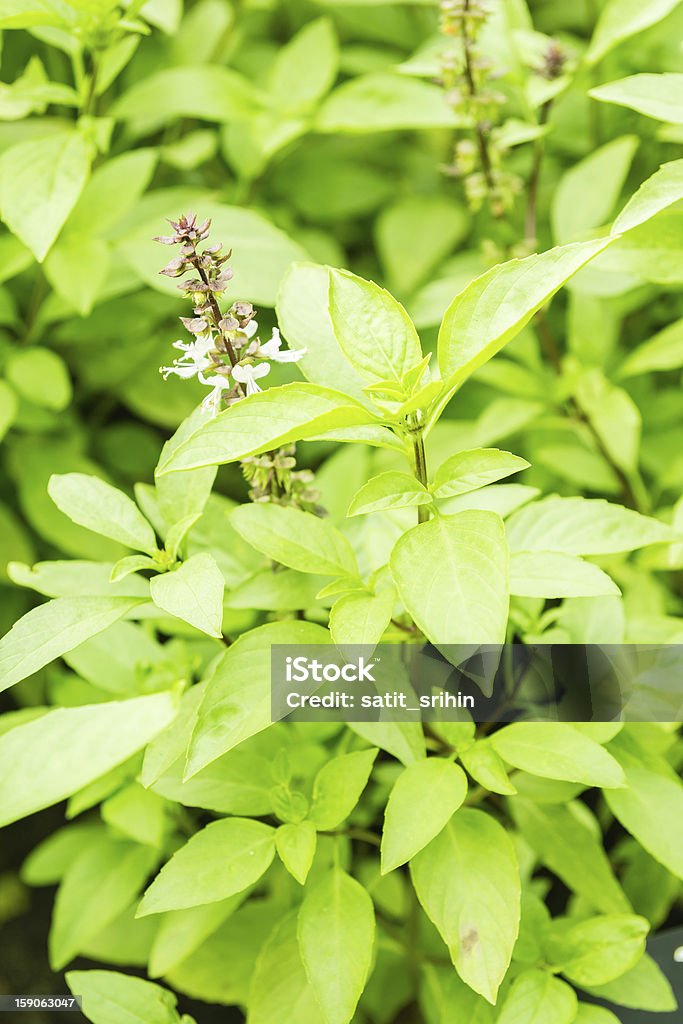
[160,256,187,278]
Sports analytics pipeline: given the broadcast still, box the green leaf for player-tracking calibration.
[186,620,330,777]
[459,741,517,795]
[581,953,677,1012]
[574,1005,623,1023]
[574,369,641,474]
[0,692,176,826]
[510,551,620,598]
[329,590,394,646]
[0,129,91,261]
[506,496,671,555]
[66,148,158,237]
[101,784,167,848]
[67,970,183,1024]
[551,136,638,243]
[50,835,156,969]
[436,239,610,400]
[589,74,683,123]
[44,235,110,315]
[410,810,520,1004]
[421,964,495,1023]
[150,553,224,638]
[605,730,683,878]
[268,18,338,112]
[316,73,457,132]
[298,868,375,1024]
[231,503,357,577]
[496,969,577,1024]
[156,382,377,474]
[348,720,426,765]
[613,158,683,235]
[586,0,683,63]
[111,65,260,126]
[348,471,431,515]
[275,821,317,885]
[328,268,423,382]
[6,347,72,410]
[0,380,17,443]
[249,912,321,1024]
[544,914,649,987]
[491,724,625,788]
[309,748,378,830]
[619,316,683,377]
[276,262,370,404]
[0,595,145,693]
[137,818,275,916]
[376,195,469,295]
[381,758,467,873]
[432,449,529,499]
[149,898,242,978]
[390,511,509,646]
[510,800,632,914]
[48,473,157,554]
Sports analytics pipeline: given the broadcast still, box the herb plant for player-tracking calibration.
[1,1,683,1023]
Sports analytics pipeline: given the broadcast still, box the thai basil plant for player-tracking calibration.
[2,0,683,1022]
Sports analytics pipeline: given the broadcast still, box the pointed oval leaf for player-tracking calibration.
[231,502,358,577]
[347,471,431,516]
[510,551,620,598]
[491,723,625,788]
[381,758,467,873]
[150,552,225,638]
[432,449,529,499]
[48,473,157,554]
[137,817,276,916]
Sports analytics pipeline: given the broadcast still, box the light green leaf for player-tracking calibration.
[44,234,109,315]
[436,239,611,408]
[586,0,683,63]
[496,969,577,1024]
[432,449,529,499]
[309,748,378,830]
[410,810,520,1003]
[268,18,338,113]
[66,148,158,237]
[421,964,495,1023]
[619,316,683,377]
[0,595,145,693]
[506,496,671,555]
[186,621,330,777]
[613,158,683,234]
[67,970,183,1024]
[605,730,683,878]
[328,268,423,382]
[231,503,357,577]
[111,65,260,126]
[50,835,156,969]
[298,868,375,1024]
[510,551,620,598]
[249,912,321,1024]
[381,758,467,873]
[317,73,456,132]
[6,347,72,410]
[48,473,157,554]
[575,369,641,474]
[551,136,638,243]
[544,914,649,986]
[329,590,394,647]
[276,262,370,404]
[155,404,218,527]
[574,1004,623,1023]
[150,553,224,638]
[0,129,91,261]
[510,800,631,914]
[581,953,677,1012]
[459,741,517,795]
[275,821,317,885]
[111,555,158,583]
[348,471,431,515]
[347,720,426,765]
[101,784,167,848]
[491,723,625,788]
[149,898,242,978]
[390,511,509,646]
[0,380,17,443]
[589,74,683,123]
[376,195,469,295]
[0,691,176,826]
[156,382,377,474]
[138,818,275,916]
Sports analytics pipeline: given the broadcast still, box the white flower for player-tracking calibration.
[257,327,306,363]
[242,319,258,339]
[161,331,215,380]
[198,371,234,414]
[232,362,271,395]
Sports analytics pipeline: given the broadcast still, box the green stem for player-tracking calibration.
[412,431,430,524]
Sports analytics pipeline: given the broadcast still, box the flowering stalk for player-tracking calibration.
[156,214,320,511]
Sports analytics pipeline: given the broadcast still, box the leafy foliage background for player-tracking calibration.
[1,0,683,1022]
